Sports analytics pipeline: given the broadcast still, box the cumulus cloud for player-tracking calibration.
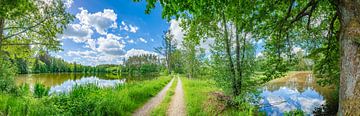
[169,19,185,48]
[67,50,97,57]
[81,33,125,55]
[124,49,158,58]
[76,8,117,35]
[61,24,93,43]
[96,36,125,55]
[139,37,147,43]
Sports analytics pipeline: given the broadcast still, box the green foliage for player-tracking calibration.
[182,77,220,115]
[0,58,17,93]
[123,54,161,75]
[33,83,49,98]
[0,76,172,115]
[284,109,305,116]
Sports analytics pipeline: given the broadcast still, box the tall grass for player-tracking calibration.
[0,76,171,115]
[150,77,178,116]
[182,77,220,116]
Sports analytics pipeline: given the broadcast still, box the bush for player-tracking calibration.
[0,58,17,93]
[33,83,49,98]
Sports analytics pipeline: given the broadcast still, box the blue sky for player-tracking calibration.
[54,0,266,66]
[54,0,173,66]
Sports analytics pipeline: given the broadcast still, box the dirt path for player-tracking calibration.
[133,78,174,116]
[167,77,186,116]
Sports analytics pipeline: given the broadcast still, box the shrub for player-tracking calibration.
[0,58,17,93]
[33,83,49,98]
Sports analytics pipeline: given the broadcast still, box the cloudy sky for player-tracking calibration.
[54,0,183,66]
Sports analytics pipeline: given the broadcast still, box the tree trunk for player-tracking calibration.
[222,12,239,96]
[235,25,242,94]
[0,18,4,51]
[338,0,360,115]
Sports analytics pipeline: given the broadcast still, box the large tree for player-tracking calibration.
[138,0,360,114]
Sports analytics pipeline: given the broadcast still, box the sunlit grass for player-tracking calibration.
[150,77,178,116]
[0,76,172,115]
[182,77,221,116]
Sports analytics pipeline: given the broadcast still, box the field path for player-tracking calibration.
[167,77,186,116]
[133,78,174,116]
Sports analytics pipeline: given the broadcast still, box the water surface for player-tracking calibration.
[259,72,337,115]
[15,73,155,94]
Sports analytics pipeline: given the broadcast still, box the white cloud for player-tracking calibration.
[61,24,93,43]
[85,39,96,50]
[120,21,129,31]
[67,50,97,57]
[120,21,139,33]
[129,25,139,33]
[169,19,185,48]
[76,8,117,35]
[97,36,125,55]
[139,37,147,43]
[151,39,154,42]
[63,0,73,8]
[41,0,73,8]
[256,52,264,58]
[127,39,135,44]
[199,38,215,54]
[124,49,158,58]
[292,47,304,53]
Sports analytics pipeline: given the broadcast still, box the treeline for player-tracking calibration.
[11,53,120,74]
[122,54,162,75]
[12,52,166,76]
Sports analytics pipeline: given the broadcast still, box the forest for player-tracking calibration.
[0,0,359,115]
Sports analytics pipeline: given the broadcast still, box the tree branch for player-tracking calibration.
[2,43,53,46]
[3,18,47,40]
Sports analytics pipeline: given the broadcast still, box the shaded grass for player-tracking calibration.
[0,76,172,116]
[150,77,178,116]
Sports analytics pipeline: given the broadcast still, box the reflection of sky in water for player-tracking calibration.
[49,77,125,94]
[260,87,325,116]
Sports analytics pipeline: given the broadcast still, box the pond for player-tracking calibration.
[15,73,156,94]
[259,72,338,115]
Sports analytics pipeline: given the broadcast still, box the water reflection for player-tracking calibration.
[49,77,126,94]
[15,73,155,94]
[260,72,334,115]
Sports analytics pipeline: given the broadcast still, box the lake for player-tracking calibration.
[259,72,338,115]
[15,73,156,94]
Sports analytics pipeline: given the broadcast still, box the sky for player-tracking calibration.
[53,0,182,66]
[53,0,271,66]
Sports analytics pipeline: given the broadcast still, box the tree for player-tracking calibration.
[138,0,360,114]
[155,30,176,74]
[0,0,73,54]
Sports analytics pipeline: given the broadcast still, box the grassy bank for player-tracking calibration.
[182,77,259,116]
[150,77,178,116]
[0,76,171,115]
[182,77,221,115]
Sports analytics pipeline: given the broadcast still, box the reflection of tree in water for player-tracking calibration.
[312,90,338,116]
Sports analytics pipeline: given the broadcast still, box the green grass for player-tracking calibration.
[150,77,178,116]
[0,76,172,116]
[182,77,221,116]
